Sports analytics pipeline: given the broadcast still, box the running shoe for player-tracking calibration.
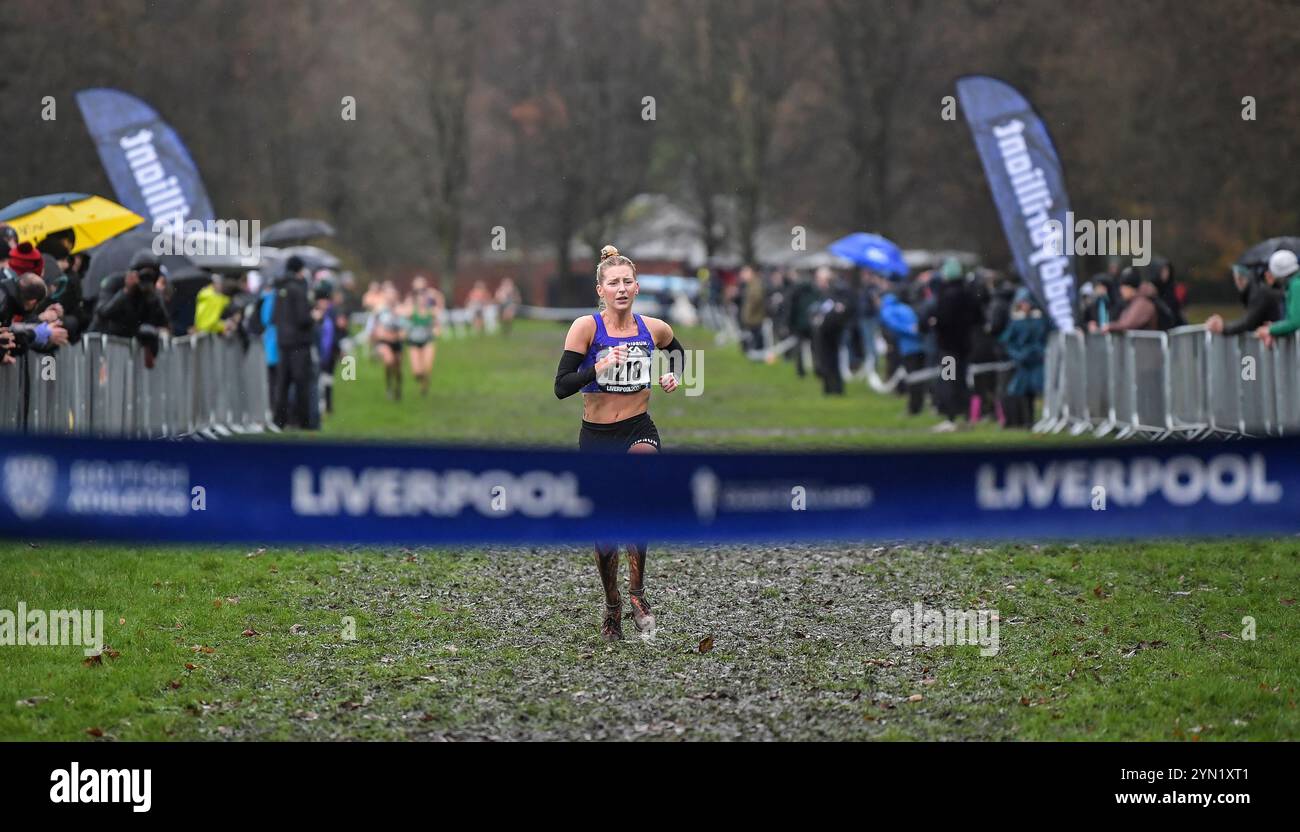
[628,589,656,633]
[601,598,624,641]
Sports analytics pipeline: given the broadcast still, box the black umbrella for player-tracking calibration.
[268,244,341,272]
[260,218,336,247]
[1236,236,1300,267]
[83,229,197,297]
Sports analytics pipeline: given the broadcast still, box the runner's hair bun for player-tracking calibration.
[600,245,620,261]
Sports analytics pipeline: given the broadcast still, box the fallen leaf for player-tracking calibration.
[86,727,104,738]
[167,679,182,690]
[1281,598,1296,606]
[82,654,103,668]
[184,663,197,671]
[241,628,259,638]
[698,635,715,653]
[907,693,924,703]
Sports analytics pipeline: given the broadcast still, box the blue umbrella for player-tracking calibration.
[828,233,909,278]
[0,192,91,221]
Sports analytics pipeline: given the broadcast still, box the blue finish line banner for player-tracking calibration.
[0,434,1297,545]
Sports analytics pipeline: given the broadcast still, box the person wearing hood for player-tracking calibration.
[90,250,171,337]
[999,287,1051,429]
[1150,259,1186,327]
[1255,249,1300,348]
[89,250,170,366]
[271,255,315,428]
[928,257,983,431]
[1101,267,1159,333]
[879,291,926,415]
[194,273,237,335]
[1206,263,1284,336]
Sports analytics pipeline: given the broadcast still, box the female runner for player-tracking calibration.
[370,284,407,401]
[554,245,686,641]
[404,276,441,397]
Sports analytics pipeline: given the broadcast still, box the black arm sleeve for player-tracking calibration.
[660,336,685,375]
[555,349,596,399]
[1221,292,1274,336]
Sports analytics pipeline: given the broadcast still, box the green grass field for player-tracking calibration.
[317,320,1088,449]
[1,321,1296,740]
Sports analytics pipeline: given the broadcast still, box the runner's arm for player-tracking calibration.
[555,350,596,399]
[555,316,598,399]
[646,317,685,376]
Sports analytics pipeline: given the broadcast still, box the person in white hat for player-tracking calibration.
[1255,249,1300,347]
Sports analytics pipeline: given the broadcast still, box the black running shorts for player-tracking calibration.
[578,412,661,453]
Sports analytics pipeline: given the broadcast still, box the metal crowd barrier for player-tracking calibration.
[1040,325,1300,440]
[0,332,271,439]
[1032,333,1064,432]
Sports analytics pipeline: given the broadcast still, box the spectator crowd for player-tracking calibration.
[0,222,359,432]
[709,245,1300,432]
[6,210,1299,438]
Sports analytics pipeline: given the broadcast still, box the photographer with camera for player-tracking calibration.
[88,249,171,367]
[0,261,67,364]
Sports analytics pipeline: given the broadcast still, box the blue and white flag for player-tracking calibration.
[957,75,1077,330]
[75,88,216,234]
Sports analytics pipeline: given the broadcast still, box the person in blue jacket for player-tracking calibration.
[998,287,1050,428]
[880,291,926,415]
[260,283,279,417]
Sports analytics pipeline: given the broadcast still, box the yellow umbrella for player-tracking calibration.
[0,192,145,253]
